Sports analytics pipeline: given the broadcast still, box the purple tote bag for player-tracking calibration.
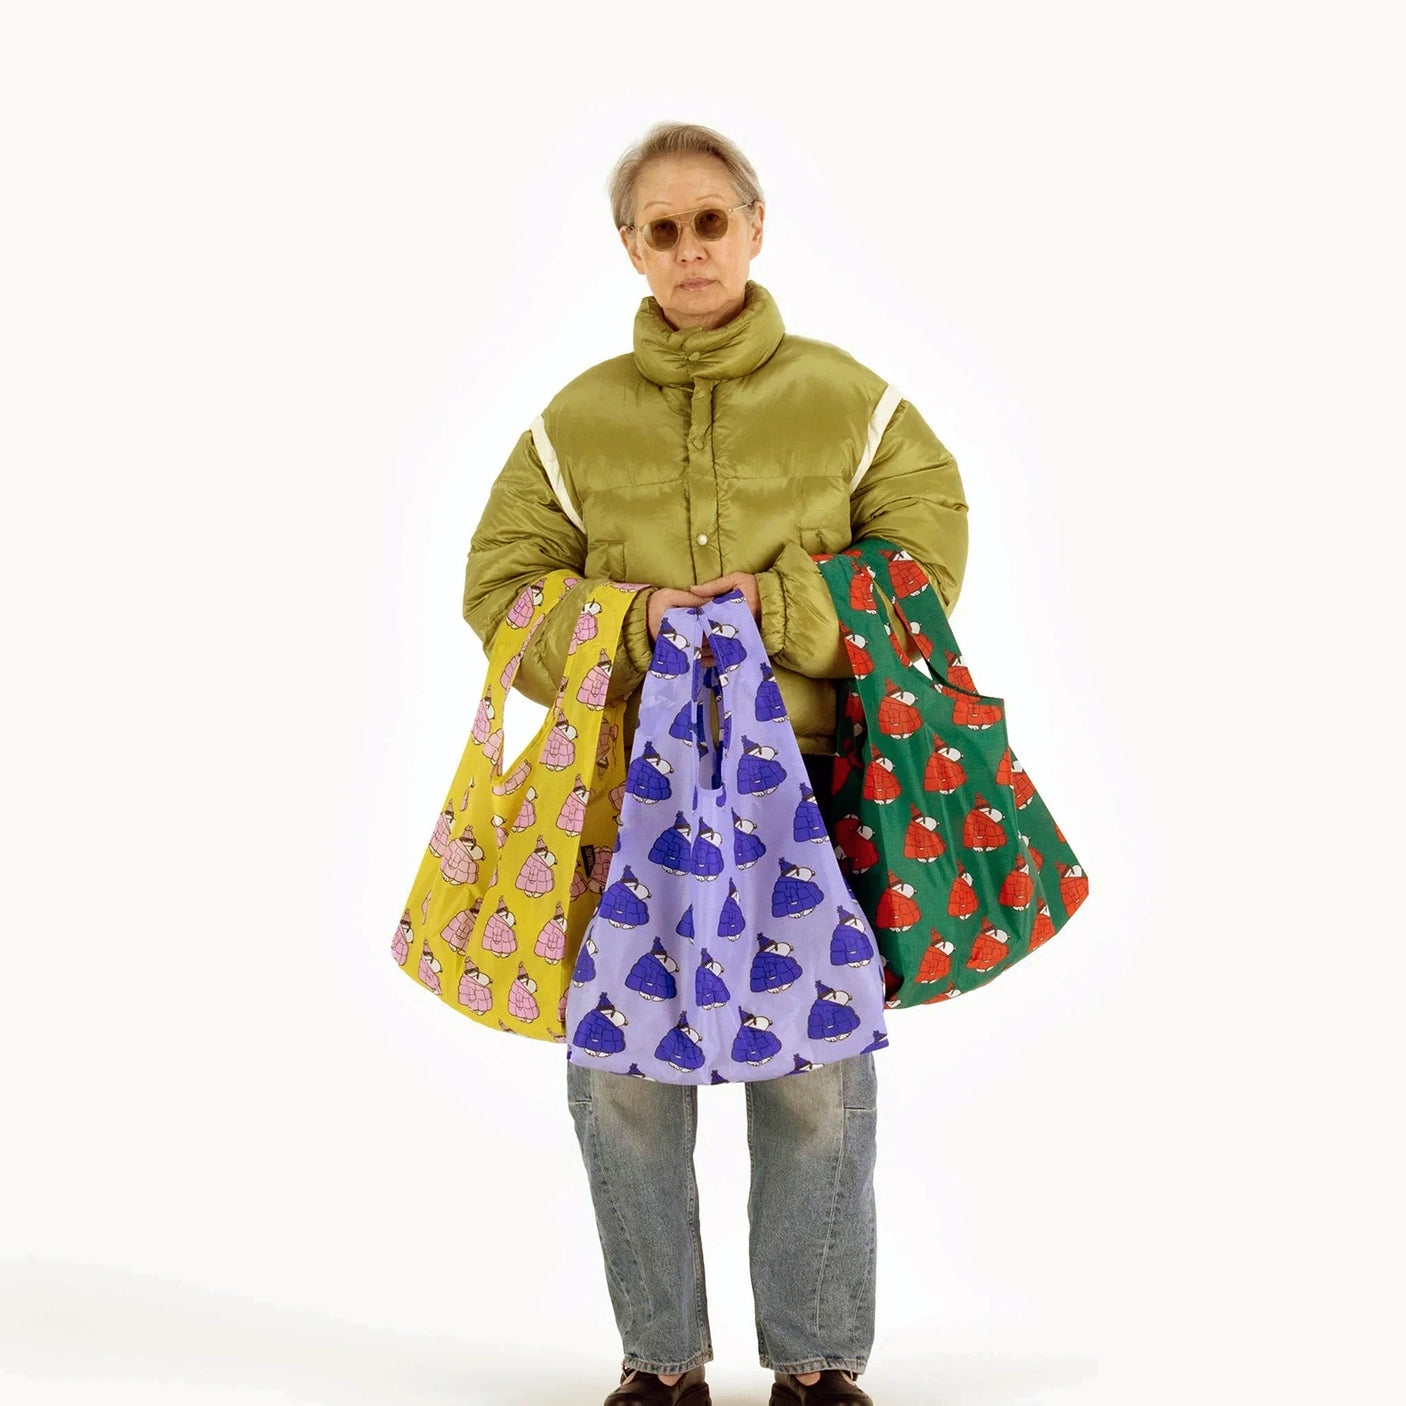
[564,587,890,1084]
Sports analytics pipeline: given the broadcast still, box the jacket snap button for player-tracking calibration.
[687,352,700,361]
[697,533,709,545]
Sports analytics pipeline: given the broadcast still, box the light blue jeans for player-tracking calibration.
[565,1045,879,1377]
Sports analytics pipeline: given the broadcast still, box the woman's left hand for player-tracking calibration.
[692,571,760,622]
[692,572,761,666]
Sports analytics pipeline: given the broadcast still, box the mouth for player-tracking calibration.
[678,278,714,290]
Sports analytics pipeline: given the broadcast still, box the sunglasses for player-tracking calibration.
[627,201,756,252]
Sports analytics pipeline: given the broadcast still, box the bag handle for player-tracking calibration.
[863,539,961,668]
[817,538,967,689]
[658,588,767,800]
[812,547,929,695]
[465,573,641,842]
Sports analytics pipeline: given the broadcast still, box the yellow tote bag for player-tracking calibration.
[391,571,643,1042]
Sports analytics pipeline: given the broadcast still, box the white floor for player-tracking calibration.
[0,1257,1291,1406]
[0,1258,1126,1405]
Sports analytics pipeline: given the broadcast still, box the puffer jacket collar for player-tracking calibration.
[633,279,786,387]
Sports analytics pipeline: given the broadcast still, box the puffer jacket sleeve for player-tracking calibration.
[754,396,970,678]
[462,428,656,709]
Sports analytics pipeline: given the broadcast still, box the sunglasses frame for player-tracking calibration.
[626,200,757,252]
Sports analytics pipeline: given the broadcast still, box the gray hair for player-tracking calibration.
[607,121,765,230]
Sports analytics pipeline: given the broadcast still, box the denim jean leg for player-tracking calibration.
[745,1050,878,1375]
[566,1058,714,1375]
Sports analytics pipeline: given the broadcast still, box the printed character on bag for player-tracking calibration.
[564,587,890,1084]
[390,571,649,1043]
[813,538,1091,1009]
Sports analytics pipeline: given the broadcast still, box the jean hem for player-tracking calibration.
[622,1348,714,1374]
[762,1355,868,1374]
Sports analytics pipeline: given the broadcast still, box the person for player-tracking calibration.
[462,121,969,1406]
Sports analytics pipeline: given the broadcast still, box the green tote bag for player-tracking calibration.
[812,538,1090,1009]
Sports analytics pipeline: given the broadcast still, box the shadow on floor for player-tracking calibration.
[0,1258,1100,1404]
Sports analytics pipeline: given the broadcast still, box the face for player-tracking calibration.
[620,154,765,331]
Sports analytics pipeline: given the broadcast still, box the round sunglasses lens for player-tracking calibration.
[695,209,727,239]
[646,219,679,251]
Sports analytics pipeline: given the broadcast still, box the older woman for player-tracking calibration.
[463,122,968,1406]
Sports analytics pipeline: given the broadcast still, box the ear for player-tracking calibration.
[620,226,646,274]
[748,202,765,257]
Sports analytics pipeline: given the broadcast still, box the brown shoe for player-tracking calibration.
[604,1362,711,1405]
[769,1368,873,1405]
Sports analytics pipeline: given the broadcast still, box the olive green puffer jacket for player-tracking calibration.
[462,280,969,756]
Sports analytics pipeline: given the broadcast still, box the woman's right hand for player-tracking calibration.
[646,587,710,642]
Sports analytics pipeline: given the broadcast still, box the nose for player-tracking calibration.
[674,223,709,260]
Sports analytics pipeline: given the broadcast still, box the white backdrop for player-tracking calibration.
[2,3,1400,1403]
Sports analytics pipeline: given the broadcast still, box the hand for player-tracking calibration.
[692,572,760,667]
[692,571,760,623]
[646,587,709,643]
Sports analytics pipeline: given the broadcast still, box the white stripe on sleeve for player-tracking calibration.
[530,415,586,533]
[849,384,905,493]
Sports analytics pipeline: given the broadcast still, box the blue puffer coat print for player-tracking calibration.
[564,588,889,1084]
